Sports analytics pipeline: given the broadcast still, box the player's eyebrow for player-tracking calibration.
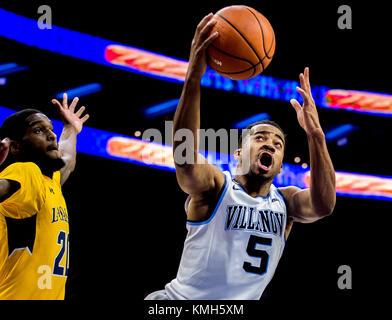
[253,130,285,145]
[28,120,45,127]
[28,119,53,128]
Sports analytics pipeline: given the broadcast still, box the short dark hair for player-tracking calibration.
[0,109,43,171]
[238,119,286,147]
[0,108,42,141]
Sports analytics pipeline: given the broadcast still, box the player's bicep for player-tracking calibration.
[283,186,319,223]
[175,153,225,195]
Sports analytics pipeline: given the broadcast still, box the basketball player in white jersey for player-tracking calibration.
[145,13,336,300]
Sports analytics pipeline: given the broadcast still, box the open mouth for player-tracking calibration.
[258,152,273,172]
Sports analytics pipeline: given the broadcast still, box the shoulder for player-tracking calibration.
[193,169,230,205]
[277,186,305,218]
[1,162,41,174]
[277,186,301,201]
[0,162,42,179]
[186,170,229,222]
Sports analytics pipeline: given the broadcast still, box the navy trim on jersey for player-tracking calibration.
[187,173,229,225]
[276,188,288,208]
[276,188,288,244]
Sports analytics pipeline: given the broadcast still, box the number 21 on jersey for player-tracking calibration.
[53,230,69,276]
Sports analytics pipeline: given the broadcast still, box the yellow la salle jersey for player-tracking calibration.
[0,162,69,300]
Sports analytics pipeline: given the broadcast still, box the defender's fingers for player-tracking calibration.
[75,106,86,117]
[80,114,89,123]
[62,93,68,108]
[51,99,64,111]
[69,97,79,113]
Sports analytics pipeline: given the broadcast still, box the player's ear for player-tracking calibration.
[9,140,22,156]
[234,148,242,161]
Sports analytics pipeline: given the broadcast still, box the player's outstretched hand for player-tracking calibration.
[51,93,89,134]
[290,67,324,137]
[187,13,219,80]
[0,138,10,166]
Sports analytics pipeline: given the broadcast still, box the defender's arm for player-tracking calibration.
[51,94,89,186]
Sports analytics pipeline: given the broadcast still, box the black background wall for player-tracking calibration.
[0,0,390,316]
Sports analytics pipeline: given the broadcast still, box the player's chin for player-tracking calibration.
[46,150,61,159]
[47,157,66,171]
[256,164,279,179]
[257,168,273,178]
[44,151,65,169]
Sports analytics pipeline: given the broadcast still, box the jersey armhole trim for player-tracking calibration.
[186,173,229,226]
[276,188,288,245]
[276,188,288,209]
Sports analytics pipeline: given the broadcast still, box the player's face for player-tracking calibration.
[241,124,284,179]
[20,113,61,161]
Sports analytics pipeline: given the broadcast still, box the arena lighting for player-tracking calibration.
[142,98,180,118]
[0,63,17,72]
[0,62,28,76]
[325,124,359,142]
[326,89,392,117]
[1,9,392,117]
[0,104,390,201]
[107,136,392,201]
[0,9,186,83]
[232,113,271,129]
[55,83,103,100]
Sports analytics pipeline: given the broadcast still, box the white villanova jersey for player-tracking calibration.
[165,171,288,300]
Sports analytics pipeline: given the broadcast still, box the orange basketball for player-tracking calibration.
[207,5,276,80]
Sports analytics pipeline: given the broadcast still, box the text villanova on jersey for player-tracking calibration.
[225,205,284,237]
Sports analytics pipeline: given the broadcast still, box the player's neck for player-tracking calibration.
[39,158,65,178]
[233,174,273,198]
[40,167,56,178]
[16,156,65,178]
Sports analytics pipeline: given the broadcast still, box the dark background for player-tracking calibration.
[0,0,390,314]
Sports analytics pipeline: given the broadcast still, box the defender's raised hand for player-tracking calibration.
[51,93,89,134]
[290,67,323,137]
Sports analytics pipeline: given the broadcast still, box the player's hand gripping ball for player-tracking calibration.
[207,5,276,80]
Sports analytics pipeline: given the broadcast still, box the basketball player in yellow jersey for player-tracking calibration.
[0,94,89,299]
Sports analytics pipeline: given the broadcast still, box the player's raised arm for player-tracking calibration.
[283,67,336,223]
[173,13,224,196]
[51,93,89,186]
[0,138,20,202]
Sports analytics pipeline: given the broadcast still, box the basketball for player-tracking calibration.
[207,5,276,80]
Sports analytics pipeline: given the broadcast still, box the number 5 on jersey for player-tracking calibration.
[243,235,272,275]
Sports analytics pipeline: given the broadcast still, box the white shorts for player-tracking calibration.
[144,289,170,300]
